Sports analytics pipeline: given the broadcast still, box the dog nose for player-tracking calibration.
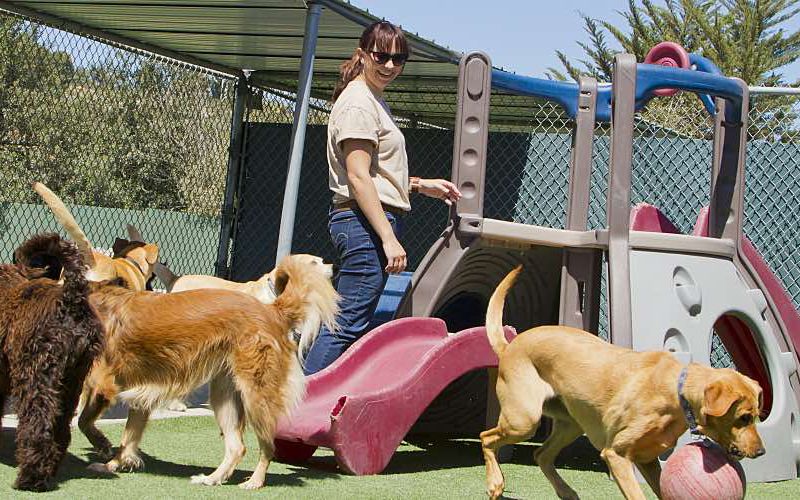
[755,447,766,458]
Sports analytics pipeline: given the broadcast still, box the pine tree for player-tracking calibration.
[548,0,800,139]
[549,0,800,85]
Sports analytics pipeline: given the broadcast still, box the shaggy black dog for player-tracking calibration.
[0,233,104,491]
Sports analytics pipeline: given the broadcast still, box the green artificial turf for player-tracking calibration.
[0,415,797,498]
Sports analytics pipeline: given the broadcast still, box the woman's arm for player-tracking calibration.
[342,138,407,273]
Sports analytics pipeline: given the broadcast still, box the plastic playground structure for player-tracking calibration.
[275,43,800,482]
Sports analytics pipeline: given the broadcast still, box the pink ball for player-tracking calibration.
[660,442,746,500]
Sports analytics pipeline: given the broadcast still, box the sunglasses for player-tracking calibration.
[370,51,408,66]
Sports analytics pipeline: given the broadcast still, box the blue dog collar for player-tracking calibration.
[678,367,703,438]
[678,367,721,449]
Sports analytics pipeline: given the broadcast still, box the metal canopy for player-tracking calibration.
[0,0,569,127]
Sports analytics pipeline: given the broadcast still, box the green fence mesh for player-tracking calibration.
[1,11,797,375]
[0,13,235,282]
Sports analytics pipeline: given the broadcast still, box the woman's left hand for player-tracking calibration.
[417,178,462,206]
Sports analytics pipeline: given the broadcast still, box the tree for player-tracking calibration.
[0,17,82,203]
[548,0,800,139]
[549,0,800,84]
[0,16,233,215]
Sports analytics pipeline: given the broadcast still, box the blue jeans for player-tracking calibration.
[303,208,401,375]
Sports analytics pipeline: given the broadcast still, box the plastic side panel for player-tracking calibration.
[629,250,799,482]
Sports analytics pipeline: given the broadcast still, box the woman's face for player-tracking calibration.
[358,40,405,93]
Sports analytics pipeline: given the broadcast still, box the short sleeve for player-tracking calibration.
[333,105,380,148]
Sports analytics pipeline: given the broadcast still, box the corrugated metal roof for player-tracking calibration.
[0,0,567,127]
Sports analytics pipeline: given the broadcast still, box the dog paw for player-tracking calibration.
[238,477,264,490]
[486,483,505,499]
[554,486,580,500]
[190,474,222,486]
[117,455,145,472]
[87,462,115,475]
[167,399,188,412]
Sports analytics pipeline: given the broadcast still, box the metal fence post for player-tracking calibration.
[214,76,249,278]
[275,2,322,261]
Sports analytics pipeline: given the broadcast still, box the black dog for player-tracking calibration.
[0,234,104,491]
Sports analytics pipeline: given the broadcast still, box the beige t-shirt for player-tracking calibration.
[327,79,411,211]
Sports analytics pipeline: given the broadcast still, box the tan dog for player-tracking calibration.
[154,255,332,356]
[481,266,765,500]
[33,182,158,291]
[77,254,339,489]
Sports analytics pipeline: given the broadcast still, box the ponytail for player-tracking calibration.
[332,51,363,102]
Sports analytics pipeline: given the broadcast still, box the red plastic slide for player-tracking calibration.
[273,316,516,475]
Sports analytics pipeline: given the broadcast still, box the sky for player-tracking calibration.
[352,0,800,84]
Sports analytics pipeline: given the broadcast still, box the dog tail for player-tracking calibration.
[153,262,179,292]
[32,182,96,268]
[272,255,340,360]
[14,233,92,318]
[126,224,145,243]
[486,265,522,356]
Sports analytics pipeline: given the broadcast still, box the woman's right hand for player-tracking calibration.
[383,237,407,274]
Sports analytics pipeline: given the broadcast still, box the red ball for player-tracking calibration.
[660,442,746,500]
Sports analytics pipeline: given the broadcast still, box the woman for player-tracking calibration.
[303,20,461,375]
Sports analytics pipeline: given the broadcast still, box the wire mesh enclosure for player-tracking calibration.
[745,91,800,310]
[1,10,798,335]
[0,13,235,282]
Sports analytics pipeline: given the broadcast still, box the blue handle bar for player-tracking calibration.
[490,69,581,120]
[689,54,720,115]
[634,64,743,122]
[490,57,741,123]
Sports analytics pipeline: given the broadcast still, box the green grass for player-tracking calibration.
[1,416,798,498]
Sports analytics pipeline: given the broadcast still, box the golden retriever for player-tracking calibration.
[481,266,765,500]
[77,254,338,489]
[153,254,332,356]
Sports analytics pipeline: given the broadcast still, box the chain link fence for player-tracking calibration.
[1,12,797,371]
[230,85,458,280]
[744,90,800,310]
[0,12,236,284]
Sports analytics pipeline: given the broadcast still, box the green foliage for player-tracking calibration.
[0,16,234,216]
[549,0,800,84]
[548,1,800,139]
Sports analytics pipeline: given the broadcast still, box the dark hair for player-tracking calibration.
[331,20,410,102]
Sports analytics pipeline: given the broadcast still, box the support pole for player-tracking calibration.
[275,2,322,261]
[214,76,249,278]
[606,54,637,348]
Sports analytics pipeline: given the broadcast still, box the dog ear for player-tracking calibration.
[143,243,159,264]
[127,224,145,243]
[757,386,764,414]
[702,380,741,418]
[17,251,62,280]
[112,238,132,257]
[273,266,289,295]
